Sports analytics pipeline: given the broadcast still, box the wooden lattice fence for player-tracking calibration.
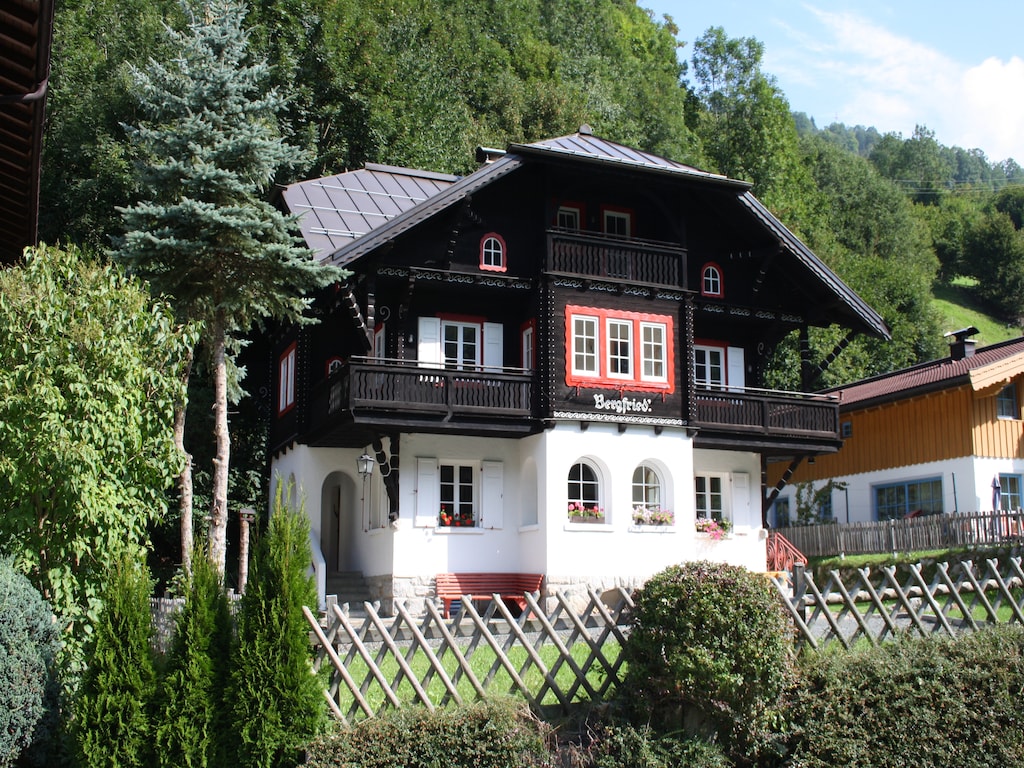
[772,556,1024,650]
[304,587,632,724]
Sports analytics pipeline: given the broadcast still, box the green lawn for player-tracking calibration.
[931,277,1021,343]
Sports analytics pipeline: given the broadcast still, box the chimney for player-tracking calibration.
[944,326,979,361]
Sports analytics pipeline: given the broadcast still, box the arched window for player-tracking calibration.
[701,263,723,297]
[632,463,662,509]
[479,233,506,272]
[567,459,602,521]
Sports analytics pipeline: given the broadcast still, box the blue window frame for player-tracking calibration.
[998,474,1022,511]
[873,477,943,521]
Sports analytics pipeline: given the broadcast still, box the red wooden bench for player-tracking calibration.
[435,572,544,618]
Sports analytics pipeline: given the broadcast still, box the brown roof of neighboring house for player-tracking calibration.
[829,335,1024,410]
[0,0,53,264]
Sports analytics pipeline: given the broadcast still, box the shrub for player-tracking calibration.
[227,486,326,768]
[622,561,793,763]
[582,723,730,768]
[788,626,1024,767]
[304,697,554,768]
[0,558,61,767]
[155,549,233,768]
[75,555,158,768]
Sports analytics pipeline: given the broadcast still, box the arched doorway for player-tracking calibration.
[320,471,357,573]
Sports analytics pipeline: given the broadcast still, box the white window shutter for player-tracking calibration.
[483,322,503,371]
[415,457,439,527]
[481,460,504,529]
[727,346,745,392]
[732,471,749,526]
[418,317,442,368]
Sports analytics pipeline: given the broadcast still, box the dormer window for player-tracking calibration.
[701,263,723,297]
[479,233,506,272]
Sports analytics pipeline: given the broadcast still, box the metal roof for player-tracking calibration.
[0,0,53,264]
[829,336,1024,409]
[282,163,459,259]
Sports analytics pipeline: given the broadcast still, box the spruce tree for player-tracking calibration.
[155,548,233,768]
[113,0,343,576]
[227,487,325,768]
[75,555,157,768]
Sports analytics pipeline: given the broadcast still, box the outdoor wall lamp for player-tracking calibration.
[357,453,374,478]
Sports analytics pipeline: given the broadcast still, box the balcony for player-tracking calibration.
[304,358,536,446]
[693,386,841,454]
[546,230,685,288]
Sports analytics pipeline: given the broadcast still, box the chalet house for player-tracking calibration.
[267,128,889,611]
[770,329,1024,525]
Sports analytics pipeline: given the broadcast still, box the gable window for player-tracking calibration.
[277,343,296,414]
[565,305,674,392]
[873,477,943,521]
[997,383,1018,419]
[694,345,725,388]
[602,207,632,237]
[695,473,728,525]
[567,459,603,521]
[556,205,582,230]
[701,263,723,297]
[480,233,506,272]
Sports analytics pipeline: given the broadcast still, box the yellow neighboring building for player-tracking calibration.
[769,330,1024,525]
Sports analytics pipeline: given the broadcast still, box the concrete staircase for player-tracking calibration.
[325,571,372,615]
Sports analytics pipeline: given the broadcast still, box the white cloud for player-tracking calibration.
[800,6,1024,161]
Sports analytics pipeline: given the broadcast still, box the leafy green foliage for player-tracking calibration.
[578,723,729,768]
[788,626,1024,767]
[304,697,553,768]
[75,556,158,768]
[227,487,325,768]
[0,559,61,768]
[0,244,189,666]
[623,562,793,764]
[155,549,233,768]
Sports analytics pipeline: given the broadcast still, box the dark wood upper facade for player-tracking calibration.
[269,131,888,458]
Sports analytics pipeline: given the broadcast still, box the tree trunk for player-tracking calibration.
[209,313,231,576]
[176,346,195,577]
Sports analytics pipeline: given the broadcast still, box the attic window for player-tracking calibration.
[480,233,506,272]
[997,383,1018,419]
[701,263,723,297]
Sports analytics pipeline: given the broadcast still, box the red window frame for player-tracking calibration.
[701,262,724,298]
[520,318,536,370]
[693,338,729,388]
[554,201,586,230]
[564,305,674,393]
[479,232,507,272]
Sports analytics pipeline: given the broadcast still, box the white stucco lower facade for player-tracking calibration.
[270,425,770,612]
[771,455,1024,525]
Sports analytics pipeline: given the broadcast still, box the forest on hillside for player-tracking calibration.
[40,0,1024,390]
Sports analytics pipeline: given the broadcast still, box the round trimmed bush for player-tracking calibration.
[623,561,793,761]
[0,558,61,767]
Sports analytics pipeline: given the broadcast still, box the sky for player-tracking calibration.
[644,1,1024,163]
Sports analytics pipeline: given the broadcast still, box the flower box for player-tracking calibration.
[567,502,604,524]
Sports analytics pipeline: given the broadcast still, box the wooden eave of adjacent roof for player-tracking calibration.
[831,337,1024,412]
[0,0,53,265]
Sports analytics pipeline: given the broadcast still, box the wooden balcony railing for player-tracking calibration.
[546,230,685,288]
[694,387,839,438]
[320,358,533,421]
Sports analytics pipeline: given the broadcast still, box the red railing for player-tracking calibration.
[766,531,806,573]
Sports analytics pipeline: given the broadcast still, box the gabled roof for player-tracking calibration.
[282,129,890,339]
[0,0,54,264]
[830,336,1024,410]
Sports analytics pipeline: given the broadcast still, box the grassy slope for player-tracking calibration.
[932,277,1022,344]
